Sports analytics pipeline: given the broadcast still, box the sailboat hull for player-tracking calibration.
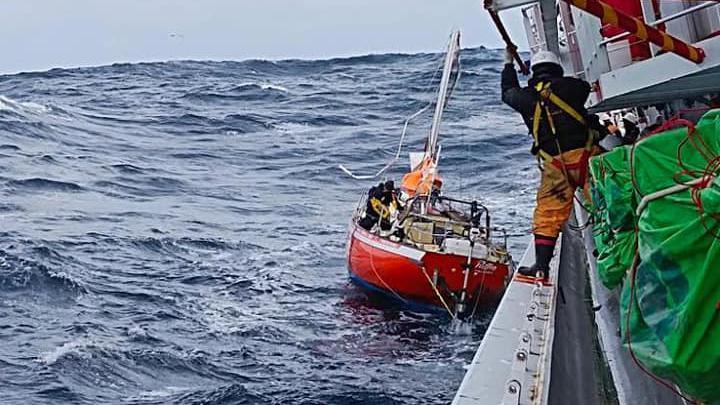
[347,223,510,313]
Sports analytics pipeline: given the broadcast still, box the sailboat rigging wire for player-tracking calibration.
[338,105,430,180]
[338,33,461,180]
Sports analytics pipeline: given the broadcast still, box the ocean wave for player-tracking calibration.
[7,178,83,192]
[328,52,427,66]
[154,112,271,134]
[180,82,289,104]
[107,163,149,174]
[0,47,532,404]
[235,82,289,93]
[77,235,257,260]
[0,95,52,115]
[157,384,264,405]
[273,122,315,134]
[0,249,85,297]
[39,338,98,366]
[0,202,23,212]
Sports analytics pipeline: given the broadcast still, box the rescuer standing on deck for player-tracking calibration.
[500,48,604,278]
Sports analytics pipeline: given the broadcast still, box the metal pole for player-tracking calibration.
[563,0,706,63]
[456,237,476,317]
[427,31,460,159]
[486,8,531,75]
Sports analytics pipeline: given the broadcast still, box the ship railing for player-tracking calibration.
[599,1,718,47]
[598,1,720,70]
[597,0,719,70]
[520,1,586,78]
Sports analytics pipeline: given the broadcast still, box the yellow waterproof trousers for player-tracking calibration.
[533,147,598,238]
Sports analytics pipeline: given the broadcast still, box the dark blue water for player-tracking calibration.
[0,48,537,404]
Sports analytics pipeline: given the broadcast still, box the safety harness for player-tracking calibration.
[532,81,595,187]
[370,197,396,219]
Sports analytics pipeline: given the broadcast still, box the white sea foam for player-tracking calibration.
[0,95,51,115]
[198,294,267,335]
[125,386,188,402]
[273,122,314,134]
[237,82,289,93]
[39,338,94,365]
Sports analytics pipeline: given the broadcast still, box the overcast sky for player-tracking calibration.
[0,0,527,74]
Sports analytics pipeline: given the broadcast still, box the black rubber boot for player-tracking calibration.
[517,236,556,279]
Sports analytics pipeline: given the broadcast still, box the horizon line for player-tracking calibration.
[1,44,529,77]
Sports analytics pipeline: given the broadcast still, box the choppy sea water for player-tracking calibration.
[0,48,537,404]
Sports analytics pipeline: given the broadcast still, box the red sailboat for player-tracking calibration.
[342,32,513,317]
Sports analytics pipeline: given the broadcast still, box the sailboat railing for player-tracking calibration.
[399,194,491,236]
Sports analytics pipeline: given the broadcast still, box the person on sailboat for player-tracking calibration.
[381,180,402,212]
[380,180,408,239]
[501,48,606,278]
[359,184,386,231]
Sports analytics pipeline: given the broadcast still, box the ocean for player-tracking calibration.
[0,47,537,404]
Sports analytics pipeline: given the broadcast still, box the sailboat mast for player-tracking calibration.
[426,31,460,160]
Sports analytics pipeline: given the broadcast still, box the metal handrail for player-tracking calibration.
[598,1,717,47]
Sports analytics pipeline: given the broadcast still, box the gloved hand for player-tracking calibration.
[504,47,514,64]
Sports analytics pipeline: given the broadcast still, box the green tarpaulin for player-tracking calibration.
[589,109,720,403]
[589,146,636,289]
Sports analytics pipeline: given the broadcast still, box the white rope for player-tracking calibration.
[420,265,457,319]
[635,176,712,216]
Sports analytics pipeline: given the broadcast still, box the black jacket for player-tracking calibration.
[501,63,598,156]
[622,120,640,144]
